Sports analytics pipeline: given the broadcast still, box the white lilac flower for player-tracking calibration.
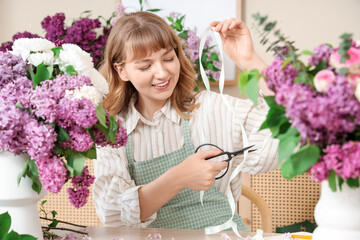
[28,51,54,66]
[83,68,109,96]
[58,44,94,73]
[11,38,55,62]
[65,85,102,106]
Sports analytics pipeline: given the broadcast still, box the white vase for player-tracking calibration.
[313,180,360,240]
[0,151,46,240]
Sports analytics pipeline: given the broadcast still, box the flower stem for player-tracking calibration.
[40,217,87,228]
[42,226,88,235]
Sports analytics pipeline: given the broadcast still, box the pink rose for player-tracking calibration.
[313,69,336,93]
[330,47,360,74]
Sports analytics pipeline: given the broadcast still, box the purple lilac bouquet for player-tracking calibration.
[166,12,221,88]
[239,14,360,191]
[0,38,127,208]
[0,12,113,68]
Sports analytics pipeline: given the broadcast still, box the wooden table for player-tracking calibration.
[81,226,281,240]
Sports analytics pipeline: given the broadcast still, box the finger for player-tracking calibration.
[210,161,228,171]
[221,19,233,33]
[210,21,220,27]
[213,21,225,32]
[196,148,222,159]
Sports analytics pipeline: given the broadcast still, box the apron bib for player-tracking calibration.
[126,119,248,231]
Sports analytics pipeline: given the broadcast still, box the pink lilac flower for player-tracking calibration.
[263,55,299,92]
[308,44,334,67]
[0,105,30,154]
[59,125,93,152]
[309,141,360,181]
[67,166,95,208]
[61,233,76,240]
[93,118,128,148]
[36,155,67,193]
[41,13,66,41]
[0,51,27,88]
[25,119,56,161]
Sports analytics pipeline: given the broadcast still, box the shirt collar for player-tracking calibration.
[123,95,181,135]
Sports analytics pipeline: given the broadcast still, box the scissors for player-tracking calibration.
[194,143,256,179]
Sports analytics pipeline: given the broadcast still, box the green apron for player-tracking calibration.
[125,118,248,231]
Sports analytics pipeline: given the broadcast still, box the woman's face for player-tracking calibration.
[117,48,180,111]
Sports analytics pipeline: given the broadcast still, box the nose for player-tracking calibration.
[153,62,168,79]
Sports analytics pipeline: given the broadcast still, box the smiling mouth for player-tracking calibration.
[152,80,170,87]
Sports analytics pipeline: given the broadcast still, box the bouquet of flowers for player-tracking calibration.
[166,12,222,88]
[0,11,114,68]
[0,38,127,208]
[239,14,360,191]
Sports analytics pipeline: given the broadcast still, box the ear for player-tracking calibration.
[113,63,130,82]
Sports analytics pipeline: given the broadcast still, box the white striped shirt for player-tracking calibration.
[93,90,279,227]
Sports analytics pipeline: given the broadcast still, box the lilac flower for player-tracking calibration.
[41,13,66,42]
[0,52,27,88]
[309,141,360,181]
[93,118,128,148]
[308,44,334,67]
[262,55,299,92]
[36,155,67,193]
[25,119,56,161]
[59,125,93,152]
[67,166,95,208]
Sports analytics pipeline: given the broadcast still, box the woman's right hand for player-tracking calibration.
[174,149,228,191]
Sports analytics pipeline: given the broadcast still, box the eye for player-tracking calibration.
[164,57,174,62]
[139,65,151,71]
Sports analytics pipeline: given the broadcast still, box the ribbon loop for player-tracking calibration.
[199,27,251,237]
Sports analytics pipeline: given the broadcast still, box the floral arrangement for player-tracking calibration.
[166,12,222,87]
[239,14,360,191]
[1,0,221,88]
[0,37,127,208]
[0,11,114,68]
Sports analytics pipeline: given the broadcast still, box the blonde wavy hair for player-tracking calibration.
[99,11,199,118]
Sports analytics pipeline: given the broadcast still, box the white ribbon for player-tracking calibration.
[198,27,250,237]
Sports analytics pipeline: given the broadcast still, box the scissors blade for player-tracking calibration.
[232,144,256,157]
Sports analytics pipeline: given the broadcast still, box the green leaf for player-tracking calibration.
[339,68,349,75]
[96,104,107,127]
[51,46,62,58]
[294,72,308,84]
[33,63,50,87]
[209,52,219,62]
[41,200,47,206]
[47,65,54,79]
[17,160,29,185]
[238,69,248,96]
[65,65,77,76]
[346,177,360,188]
[64,162,75,178]
[27,160,42,194]
[281,144,320,179]
[16,101,25,110]
[4,231,20,240]
[56,125,70,142]
[107,116,118,143]
[260,106,286,129]
[51,210,57,218]
[0,212,11,239]
[281,57,291,69]
[48,219,59,228]
[178,31,188,40]
[19,235,37,240]
[69,153,86,176]
[338,176,344,191]
[167,17,174,23]
[278,128,300,162]
[264,21,276,31]
[328,170,337,192]
[244,74,258,106]
[174,21,182,31]
[300,50,314,56]
[146,8,160,12]
[82,147,97,159]
[263,96,277,107]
